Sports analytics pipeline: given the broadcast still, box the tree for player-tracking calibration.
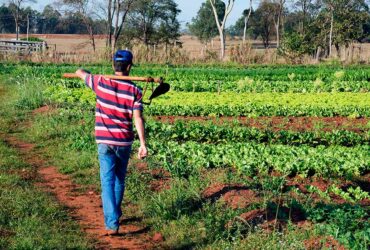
[61,0,99,51]
[110,0,135,53]
[39,5,62,34]
[323,0,335,56]
[252,0,277,48]
[318,0,369,57]
[121,0,181,47]
[209,0,235,59]
[8,0,36,40]
[156,0,181,46]
[0,4,16,33]
[279,31,314,63]
[243,0,253,43]
[331,0,369,56]
[294,0,315,35]
[187,0,223,45]
[280,0,369,61]
[363,12,370,41]
[272,0,285,48]
[59,11,87,34]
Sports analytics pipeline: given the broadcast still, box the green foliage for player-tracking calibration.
[150,140,369,178]
[279,32,315,63]
[120,0,181,46]
[329,185,370,203]
[15,78,45,110]
[0,3,106,35]
[145,119,369,147]
[20,37,44,42]
[307,204,369,249]
[2,63,370,93]
[249,1,278,47]
[146,92,370,117]
[187,0,224,44]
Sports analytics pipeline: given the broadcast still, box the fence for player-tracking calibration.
[0,40,47,54]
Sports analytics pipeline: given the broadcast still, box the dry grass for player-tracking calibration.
[0,33,369,64]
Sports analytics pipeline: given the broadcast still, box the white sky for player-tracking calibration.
[25,0,257,28]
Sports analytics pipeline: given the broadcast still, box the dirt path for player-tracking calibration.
[154,116,369,133]
[4,136,155,250]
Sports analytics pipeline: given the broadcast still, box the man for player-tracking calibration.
[75,50,147,236]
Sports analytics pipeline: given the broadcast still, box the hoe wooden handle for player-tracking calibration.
[62,73,162,83]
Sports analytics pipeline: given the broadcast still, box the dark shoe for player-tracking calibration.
[105,229,119,236]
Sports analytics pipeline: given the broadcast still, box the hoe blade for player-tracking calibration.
[149,82,170,100]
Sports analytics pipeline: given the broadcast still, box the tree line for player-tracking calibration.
[189,0,370,60]
[1,0,369,61]
[0,0,180,53]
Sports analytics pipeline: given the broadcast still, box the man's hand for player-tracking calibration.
[75,68,89,81]
[134,109,146,159]
[138,145,147,159]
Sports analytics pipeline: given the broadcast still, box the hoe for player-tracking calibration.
[62,73,170,105]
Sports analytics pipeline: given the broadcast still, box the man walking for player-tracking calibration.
[75,50,147,235]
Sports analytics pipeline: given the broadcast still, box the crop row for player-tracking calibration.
[169,79,369,93]
[46,77,370,94]
[43,86,370,117]
[153,66,370,82]
[146,140,369,178]
[146,105,370,118]
[153,92,370,107]
[28,103,369,179]
[145,120,369,147]
[2,63,369,81]
[2,63,370,93]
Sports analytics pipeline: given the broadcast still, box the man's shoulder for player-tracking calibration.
[115,80,142,91]
[94,76,142,92]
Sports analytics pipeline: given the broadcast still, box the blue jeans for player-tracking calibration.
[98,143,131,230]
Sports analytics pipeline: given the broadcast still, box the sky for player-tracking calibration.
[29,0,254,28]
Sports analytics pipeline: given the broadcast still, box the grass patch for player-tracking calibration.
[0,140,92,249]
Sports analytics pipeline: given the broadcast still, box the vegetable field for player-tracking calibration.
[0,63,369,249]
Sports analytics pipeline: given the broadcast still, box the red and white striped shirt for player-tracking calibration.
[85,74,143,146]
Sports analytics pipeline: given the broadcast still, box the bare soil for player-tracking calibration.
[32,105,53,115]
[4,136,156,250]
[226,204,307,232]
[202,184,260,209]
[286,176,370,206]
[154,116,369,133]
[304,236,347,250]
[204,177,369,235]
[134,162,171,192]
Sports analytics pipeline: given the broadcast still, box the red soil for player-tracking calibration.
[202,184,260,209]
[286,176,370,206]
[286,177,334,193]
[152,233,164,242]
[134,162,171,192]
[222,189,259,209]
[227,204,307,232]
[32,105,52,115]
[5,136,155,250]
[154,116,369,133]
[0,228,15,238]
[304,236,347,250]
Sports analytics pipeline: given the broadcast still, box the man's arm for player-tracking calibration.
[133,109,147,159]
[76,69,96,91]
[75,69,89,81]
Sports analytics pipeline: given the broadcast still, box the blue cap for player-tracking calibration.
[113,50,133,63]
